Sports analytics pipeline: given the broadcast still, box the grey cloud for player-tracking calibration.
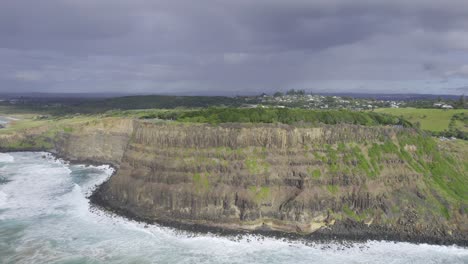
[1,0,468,94]
[445,65,468,78]
[446,86,468,93]
[2,0,467,54]
[423,62,436,72]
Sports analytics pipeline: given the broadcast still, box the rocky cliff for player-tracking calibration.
[0,117,134,166]
[94,121,467,245]
[53,118,134,166]
[1,117,467,244]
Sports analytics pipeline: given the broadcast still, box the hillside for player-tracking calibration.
[375,108,468,140]
[0,95,242,115]
[375,108,467,132]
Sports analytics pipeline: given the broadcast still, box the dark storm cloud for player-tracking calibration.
[1,0,468,94]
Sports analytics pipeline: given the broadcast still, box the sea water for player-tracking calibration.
[0,152,467,264]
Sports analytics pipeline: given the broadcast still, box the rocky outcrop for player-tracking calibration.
[53,118,134,166]
[0,117,134,166]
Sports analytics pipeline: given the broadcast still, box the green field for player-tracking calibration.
[375,108,468,132]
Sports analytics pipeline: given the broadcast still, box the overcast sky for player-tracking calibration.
[1,0,468,95]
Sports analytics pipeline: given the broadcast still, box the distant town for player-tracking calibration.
[0,90,466,111]
[240,90,465,110]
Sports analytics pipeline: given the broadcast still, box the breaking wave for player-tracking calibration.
[0,152,466,264]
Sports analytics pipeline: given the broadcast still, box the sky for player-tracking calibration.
[1,0,468,96]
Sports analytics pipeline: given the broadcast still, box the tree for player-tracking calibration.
[286,89,296,96]
[414,121,421,129]
[457,94,466,109]
[324,96,335,103]
[273,91,284,97]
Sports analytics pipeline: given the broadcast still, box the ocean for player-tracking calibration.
[0,152,467,264]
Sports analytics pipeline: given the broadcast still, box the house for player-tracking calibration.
[240,104,258,108]
[441,104,454,109]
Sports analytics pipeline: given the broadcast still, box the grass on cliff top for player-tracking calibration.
[167,108,413,127]
[0,117,49,134]
[3,105,415,128]
[89,107,413,127]
[375,108,468,132]
[0,113,104,135]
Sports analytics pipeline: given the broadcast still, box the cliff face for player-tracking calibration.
[53,118,134,166]
[0,117,134,167]
[1,117,467,244]
[93,121,467,244]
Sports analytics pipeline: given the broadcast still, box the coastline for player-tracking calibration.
[89,183,468,247]
[1,149,467,247]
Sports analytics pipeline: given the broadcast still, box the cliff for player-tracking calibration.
[0,117,134,166]
[1,117,467,245]
[53,118,134,166]
[94,121,467,245]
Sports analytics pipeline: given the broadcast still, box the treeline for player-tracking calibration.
[405,95,466,109]
[432,112,468,140]
[142,108,413,127]
[91,95,240,110]
[0,95,242,115]
[273,89,306,97]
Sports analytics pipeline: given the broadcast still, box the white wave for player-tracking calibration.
[95,164,115,175]
[0,161,72,219]
[0,190,7,207]
[1,152,467,264]
[0,153,14,163]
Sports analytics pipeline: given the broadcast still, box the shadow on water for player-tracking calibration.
[0,177,12,184]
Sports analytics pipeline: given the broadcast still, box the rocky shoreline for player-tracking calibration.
[1,148,466,247]
[89,179,467,247]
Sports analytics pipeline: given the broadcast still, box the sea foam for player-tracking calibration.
[0,152,466,264]
[0,153,14,163]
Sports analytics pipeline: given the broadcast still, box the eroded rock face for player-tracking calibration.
[53,118,134,166]
[2,118,467,244]
[0,117,134,167]
[91,121,467,244]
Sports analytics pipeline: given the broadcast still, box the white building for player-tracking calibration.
[441,104,454,109]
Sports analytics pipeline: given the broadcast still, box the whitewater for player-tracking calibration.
[0,152,467,264]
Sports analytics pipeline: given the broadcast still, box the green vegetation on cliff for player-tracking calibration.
[141,108,412,127]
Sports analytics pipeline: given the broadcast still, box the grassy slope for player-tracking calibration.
[0,110,104,150]
[375,108,467,132]
[0,115,98,134]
